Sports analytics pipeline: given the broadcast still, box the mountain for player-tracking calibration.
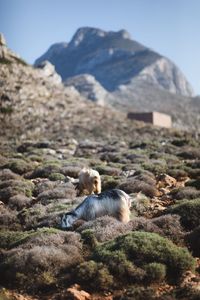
[35,27,194,97]
[33,27,200,131]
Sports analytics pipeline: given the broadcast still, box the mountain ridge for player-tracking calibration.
[35,26,194,97]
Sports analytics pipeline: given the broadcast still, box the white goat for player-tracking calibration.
[61,189,131,229]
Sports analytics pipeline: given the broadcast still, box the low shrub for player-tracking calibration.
[142,159,167,175]
[37,182,76,204]
[185,179,200,190]
[131,193,151,216]
[48,172,65,181]
[60,165,81,178]
[17,203,47,228]
[170,187,200,201]
[166,199,200,230]
[186,160,200,169]
[92,231,195,286]
[101,175,121,190]
[178,148,200,160]
[185,226,200,257]
[152,214,184,244]
[173,286,200,300]
[78,214,184,246]
[95,164,121,176]
[0,169,20,181]
[0,230,32,249]
[133,173,156,186]
[100,151,125,164]
[77,216,129,242]
[119,178,158,198]
[0,179,34,202]
[186,168,200,179]
[28,164,61,179]
[4,159,35,175]
[119,286,155,300]
[33,179,56,196]
[133,169,155,179]
[128,217,162,235]
[76,260,113,290]
[0,206,21,230]
[168,168,188,180]
[0,229,83,291]
[8,194,32,210]
[144,262,166,283]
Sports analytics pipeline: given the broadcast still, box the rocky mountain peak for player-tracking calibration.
[35,27,194,98]
[117,29,131,39]
[69,27,106,48]
[69,27,132,49]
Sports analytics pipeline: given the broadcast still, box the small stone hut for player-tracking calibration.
[127,111,172,128]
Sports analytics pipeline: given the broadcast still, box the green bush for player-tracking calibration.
[178,148,200,160]
[119,178,157,198]
[101,175,121,190]
[173,286,200,300]
[185,179,200,190]
[0,227,61,249]
[142,159,167,175]
[0,57,11,64]
[95,164,121,176]
[81,229,98,248]
[187,168,200,179]
[168,168,188,180]
[119,286,155,300]
[0,230,31,249]
[93,231,195,284]
[76,260,113,290]
[185,226,200,257]
[144,262,166,282]
[0,106,13,114]
[48,172,65,181]
[4,159,35,175]
[0,179,34,202]
[29,164,61,178]
[166,199,200,230]
[0,229,83,291]
[170,187,200,201]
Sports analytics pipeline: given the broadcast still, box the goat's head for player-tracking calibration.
[61,212,77,229]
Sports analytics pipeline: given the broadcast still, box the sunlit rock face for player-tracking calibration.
[36,61,62,85]
[65,74,106,105]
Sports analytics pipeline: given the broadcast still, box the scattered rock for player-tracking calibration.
[157,173,177,188]
[66,284,91,300]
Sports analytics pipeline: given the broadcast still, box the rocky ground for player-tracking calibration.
[0,36,200,299]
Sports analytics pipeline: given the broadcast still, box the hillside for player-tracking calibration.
[0,35,200,300]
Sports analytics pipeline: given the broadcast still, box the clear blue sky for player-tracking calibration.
[0,0,199,95]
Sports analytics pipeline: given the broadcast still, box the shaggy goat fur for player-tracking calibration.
[61,189,131,229]
[77,167,101,196]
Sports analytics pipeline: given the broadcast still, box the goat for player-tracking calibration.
[61,189,131,229]
[77,167,101,196]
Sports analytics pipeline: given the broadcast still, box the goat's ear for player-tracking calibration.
[93,178,98,185]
